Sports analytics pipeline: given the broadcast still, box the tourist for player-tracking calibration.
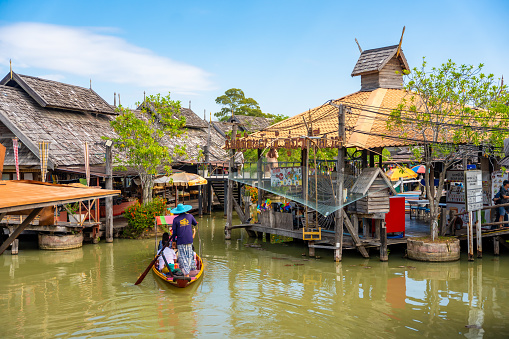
[157,232,177,273]
[498,180,509,228]
[157,232,169,251]
[169,203,197,277]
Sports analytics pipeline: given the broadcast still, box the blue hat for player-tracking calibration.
[171,203,192,214]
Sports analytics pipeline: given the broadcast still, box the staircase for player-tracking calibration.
[211,180,241,207]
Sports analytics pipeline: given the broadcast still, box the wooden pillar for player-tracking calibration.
[352,214,359,237]
[105,143,113,243]
[476,210,482,258]
[494,236,500,256]
[198,185,203,216]
[468,211,474,261]
[0,208,43,255]
[223,180,228,218]
[308,241,315,257]
[257,148,263,206]
[335,104,345,262]
[361,149,368,169]
[380,220,388,261]
[369,150,375,168]
[207,182,212,214]
[378,147,383,168]
[265,232,270,242]
[225,124,238,240]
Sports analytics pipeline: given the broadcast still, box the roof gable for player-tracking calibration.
[351,45,409,77]
[0,72,115,115]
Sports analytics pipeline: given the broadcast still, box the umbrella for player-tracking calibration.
[411,165,426,174]
[385,167,418,181]
[167,172,207,186]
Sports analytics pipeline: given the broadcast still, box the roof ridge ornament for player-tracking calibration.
[396,26,405,58]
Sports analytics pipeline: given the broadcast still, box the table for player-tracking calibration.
[408,200,430,219]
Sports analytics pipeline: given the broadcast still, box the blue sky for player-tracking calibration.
[0,0,508,119]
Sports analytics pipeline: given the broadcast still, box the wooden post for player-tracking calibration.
[265,232,270,242]
[257,148,263,206]
[225,124,238,240]
[380,220,388,261]
[468,211,474,261]
[352,214,359,237]
[378,147,383,168]
[369,150,375,168]
[335,104,345,262]
[207,182,212,214]
[0,208,43,255]
[223,180,228,218]
[198,185,203,216]
[494,236,500,256]
[105,144,113,243]
[476,209,482,258]
[361,149,368,169]
[309,241,315,257]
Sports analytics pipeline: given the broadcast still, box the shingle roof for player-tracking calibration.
[0,72,115,115]
[231,115,272,132]
[0,86,229,168]
[351,45,409,76]
[137,102,208,129]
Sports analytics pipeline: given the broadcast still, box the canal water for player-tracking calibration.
[1,212,509,338]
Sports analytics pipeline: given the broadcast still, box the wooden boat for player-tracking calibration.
[152,254,204,288]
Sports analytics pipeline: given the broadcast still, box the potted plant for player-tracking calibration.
[66,202,85,223]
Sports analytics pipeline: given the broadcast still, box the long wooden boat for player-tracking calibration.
[152,254,204,288]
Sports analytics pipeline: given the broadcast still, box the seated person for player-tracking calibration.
[158,232,169,251]
[158,234,177,273]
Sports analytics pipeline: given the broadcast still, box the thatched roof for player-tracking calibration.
[0,72,115,115]
[351,45,409,76]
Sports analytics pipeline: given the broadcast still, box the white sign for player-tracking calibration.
[465,170,483,211]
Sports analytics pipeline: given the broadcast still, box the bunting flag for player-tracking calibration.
[12,137,19,180]
[38,141,50,182]
[84,142,90,186]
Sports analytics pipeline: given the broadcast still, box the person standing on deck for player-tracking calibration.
[169,203,197,277]
[498,180,509,228]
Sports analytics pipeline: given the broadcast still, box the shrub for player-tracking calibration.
[123,197,167,238]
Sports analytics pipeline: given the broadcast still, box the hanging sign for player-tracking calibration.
[464,170,483,212]
[271,167,302,187]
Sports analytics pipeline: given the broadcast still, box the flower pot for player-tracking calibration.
[69,214,86,223]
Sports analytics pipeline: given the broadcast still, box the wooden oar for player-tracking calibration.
[134,244,168,285]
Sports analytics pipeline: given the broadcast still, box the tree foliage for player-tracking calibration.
[387,58,509,239]
[109,93,187,202]
[214,88,287,123]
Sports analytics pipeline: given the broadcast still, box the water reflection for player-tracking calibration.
[1,213,509,338]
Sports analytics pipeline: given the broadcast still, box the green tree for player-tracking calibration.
[388,58,509,240]
[109,93,187,203]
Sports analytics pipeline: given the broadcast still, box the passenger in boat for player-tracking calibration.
[158,232,177,273]
[158,232,170,251]
[169,204,197,277]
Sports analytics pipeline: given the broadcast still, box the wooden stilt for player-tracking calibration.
[352,214,359,237]
[468,211,474,261]
[343,214,369,258]
[105,144,113,243]
[380,220,388,261]
[225,124,237,240]
[11,238,18,255]
[494,237,500,256]
[308,241,315,257]
[334,104,345,262]
[265,232,271,243]
[0,208,43,255]
[476,210,482,258]
[198,185,203,216]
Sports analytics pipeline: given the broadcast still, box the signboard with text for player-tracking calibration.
[464,170,483,212]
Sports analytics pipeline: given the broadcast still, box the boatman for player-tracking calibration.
[169,203,197,277]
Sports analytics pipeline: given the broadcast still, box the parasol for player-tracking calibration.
[385,167,418,181]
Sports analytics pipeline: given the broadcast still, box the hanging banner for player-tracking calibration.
[12,137,19,180]
[38,141,50,182]
[85,142,90,186]
[270,167,302,187]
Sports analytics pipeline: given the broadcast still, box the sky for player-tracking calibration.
[0,0,508,120]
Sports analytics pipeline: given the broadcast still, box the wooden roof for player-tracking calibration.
[351,45,409,77]
[0,72,115,115]
[138,101,208,129]
[0,180,120,213]
[229,115,273,133]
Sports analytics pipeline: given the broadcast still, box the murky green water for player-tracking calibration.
[1,212,509,338]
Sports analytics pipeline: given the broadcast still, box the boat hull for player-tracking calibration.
[152,255,204,288]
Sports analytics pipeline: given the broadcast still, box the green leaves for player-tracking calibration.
[108,92,186,202]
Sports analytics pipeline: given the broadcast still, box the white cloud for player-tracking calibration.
[0,22,214,92]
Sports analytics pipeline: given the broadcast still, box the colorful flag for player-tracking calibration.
[12,137,19,180]
[38,141,50,182]
[84,142,90,186]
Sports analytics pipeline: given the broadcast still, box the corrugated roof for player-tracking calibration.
[0,180,120,213]
[351,45,409,76]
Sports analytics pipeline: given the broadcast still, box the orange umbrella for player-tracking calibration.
[385,167,418,181]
